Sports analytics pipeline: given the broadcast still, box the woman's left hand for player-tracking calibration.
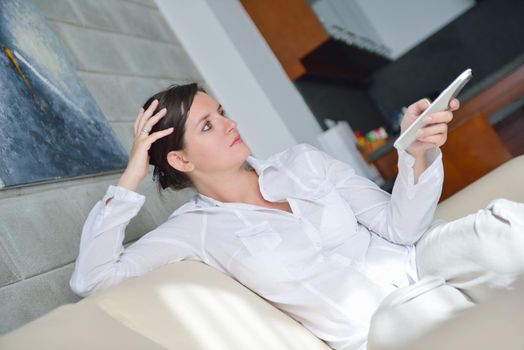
[400,98,460,158]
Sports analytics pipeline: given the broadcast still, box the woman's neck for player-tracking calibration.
[194,165,265,205]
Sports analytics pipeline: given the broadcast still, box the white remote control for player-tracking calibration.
[393,68,473,151]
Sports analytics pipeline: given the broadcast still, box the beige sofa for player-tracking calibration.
[1,155,523,350]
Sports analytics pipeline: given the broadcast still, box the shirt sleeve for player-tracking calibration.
[70,185,200,297]
[305,145,444,245]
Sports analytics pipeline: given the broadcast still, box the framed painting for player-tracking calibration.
[0,0,128,189]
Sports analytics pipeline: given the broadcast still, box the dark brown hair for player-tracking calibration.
[143,83,206,192]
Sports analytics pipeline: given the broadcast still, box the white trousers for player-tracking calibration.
[368,198,524,350]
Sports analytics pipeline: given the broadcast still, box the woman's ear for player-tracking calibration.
[167,151,194,173]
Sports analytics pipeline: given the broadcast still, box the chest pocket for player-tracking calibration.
[234,221,282,256]
[298,184,358,250]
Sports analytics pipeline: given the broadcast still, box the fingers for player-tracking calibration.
[134,107,145,135]
[132,100,174,149]
[148,127,174,143]
[133,127,174,155]
[134,101,171,139]
[416,122,448,147]
[137,100,160,136]
[140,108,167,136]
[137,127,174,152]
[425,110,453,125]
[418,133,447,147]
[449,98,460,111]
[417,123,447,139]
[407,97,460,118]
[406,98,432,116]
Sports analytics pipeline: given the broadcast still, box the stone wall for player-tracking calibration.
[0,0,203,334]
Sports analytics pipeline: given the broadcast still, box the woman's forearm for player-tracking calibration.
[70,186,146,296]
[117,170,142,192]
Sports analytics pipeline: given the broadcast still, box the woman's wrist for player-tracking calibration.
[405,146,425,159]
[117,170,142,192]
[412,152,428,184]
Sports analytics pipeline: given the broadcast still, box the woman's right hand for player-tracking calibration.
[116,100,174,192]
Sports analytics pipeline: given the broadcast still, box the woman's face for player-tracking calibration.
[179,92,250,175]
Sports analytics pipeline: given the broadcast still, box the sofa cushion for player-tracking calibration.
[1,261,330,349]
[84,260,330,349]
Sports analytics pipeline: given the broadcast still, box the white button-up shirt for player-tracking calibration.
[71,144,443,350]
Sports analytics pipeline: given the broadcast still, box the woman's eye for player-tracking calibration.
[202,120,212,132]
[219,109,227,117]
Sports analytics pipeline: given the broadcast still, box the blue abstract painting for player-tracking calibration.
[0,0,128,189]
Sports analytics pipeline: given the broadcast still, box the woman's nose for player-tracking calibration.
[224,116,237,133]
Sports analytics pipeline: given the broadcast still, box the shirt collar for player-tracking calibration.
[195,155,278,207]
[246,155,276,175]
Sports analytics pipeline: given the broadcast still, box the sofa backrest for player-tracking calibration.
[435,155,524,221]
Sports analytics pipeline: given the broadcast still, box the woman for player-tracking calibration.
[70,83,524,350]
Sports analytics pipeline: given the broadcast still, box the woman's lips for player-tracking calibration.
[230,135,242,146]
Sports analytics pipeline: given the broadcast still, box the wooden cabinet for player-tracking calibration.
[440,115,512,199]
[239,0,389,83]
[239,0,329,80]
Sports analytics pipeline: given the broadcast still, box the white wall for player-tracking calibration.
[309,0,385,48]
[355,0,475,59]
[155,0,323,158]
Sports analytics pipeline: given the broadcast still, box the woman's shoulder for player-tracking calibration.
[166,195,203,220]
[166,192,228,221]
[269,143,320,161]
[270,143,327,172]
[142,199,206,243]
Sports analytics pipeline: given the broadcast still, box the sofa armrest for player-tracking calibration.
[435,155,524,221]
